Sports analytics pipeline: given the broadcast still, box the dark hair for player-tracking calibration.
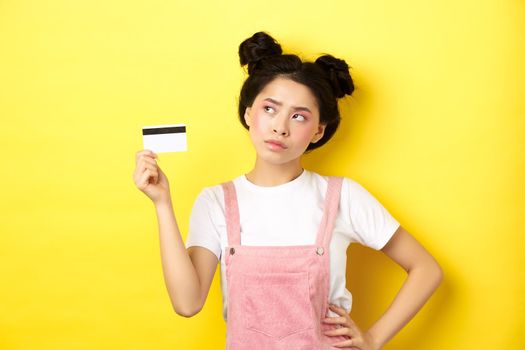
[238,31,355,152]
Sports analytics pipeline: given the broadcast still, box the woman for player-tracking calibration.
[133,31,443,349]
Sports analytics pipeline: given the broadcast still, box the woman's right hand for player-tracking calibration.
[133,149,171,205]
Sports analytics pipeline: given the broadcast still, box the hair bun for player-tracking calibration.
[315,55,355,98]
[239,31,283,74]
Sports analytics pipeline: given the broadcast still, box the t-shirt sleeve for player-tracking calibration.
[343,178,401,250]
[184,187,222,260]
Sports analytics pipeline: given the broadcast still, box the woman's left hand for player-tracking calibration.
[322,304,381,350]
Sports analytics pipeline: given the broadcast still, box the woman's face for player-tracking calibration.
[244,77,326,166]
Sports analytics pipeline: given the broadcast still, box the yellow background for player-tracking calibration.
[1,0,524,349]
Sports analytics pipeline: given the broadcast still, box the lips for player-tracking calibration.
[265,139,287,149]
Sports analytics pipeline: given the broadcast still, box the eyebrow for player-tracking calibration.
[263,98,312,114]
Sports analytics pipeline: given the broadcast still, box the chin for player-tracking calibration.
[259,153,301,166]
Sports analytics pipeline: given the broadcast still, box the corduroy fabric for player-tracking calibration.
[221,176,350,349]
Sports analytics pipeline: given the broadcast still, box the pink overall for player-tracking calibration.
[221,176,350,350]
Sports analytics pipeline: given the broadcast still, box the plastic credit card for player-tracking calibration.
[142,124,187,153]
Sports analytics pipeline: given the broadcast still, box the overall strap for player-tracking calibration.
[221,181,241,246]
[315,176,344,248]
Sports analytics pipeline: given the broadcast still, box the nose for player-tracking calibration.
[272,114,289,136]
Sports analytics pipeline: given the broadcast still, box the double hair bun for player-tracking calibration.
[238,31,354,98]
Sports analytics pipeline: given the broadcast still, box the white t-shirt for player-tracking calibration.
[185,169,400,321]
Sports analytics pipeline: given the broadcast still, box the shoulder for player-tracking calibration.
[306,170,364,194]
[192,175,244,209]
[306,171,385,212]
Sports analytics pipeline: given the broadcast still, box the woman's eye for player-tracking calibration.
[263,106,274,113]
[293,114,306,121]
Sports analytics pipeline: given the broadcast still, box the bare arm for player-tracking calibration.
[133,150,218,318]
[155,199,218,317]
[366,225,444,348]
[325,226,442,349]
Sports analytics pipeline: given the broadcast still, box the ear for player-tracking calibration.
[310,123,327,143]
[244,107,252,127]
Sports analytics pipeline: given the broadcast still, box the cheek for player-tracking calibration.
[249,112,269,133]
[295,125,317,143]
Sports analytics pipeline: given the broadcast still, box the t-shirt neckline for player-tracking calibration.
[237,168,310,193]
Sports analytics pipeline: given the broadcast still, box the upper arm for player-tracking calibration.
[187,246,219,312]
[343,179,402,251]
[380,225,443,276]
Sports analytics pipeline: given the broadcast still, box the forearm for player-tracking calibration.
[154,199,201,317]
[367,260,443,348]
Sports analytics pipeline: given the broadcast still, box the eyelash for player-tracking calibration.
[263,106,307,121]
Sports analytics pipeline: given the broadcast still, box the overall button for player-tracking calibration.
[230,247,235,255]
[316,247,324,255]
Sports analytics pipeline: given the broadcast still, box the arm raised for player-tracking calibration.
[155,201,218,317]
[133,150,219,318]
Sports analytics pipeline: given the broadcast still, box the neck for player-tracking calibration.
[245,157,304,187]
